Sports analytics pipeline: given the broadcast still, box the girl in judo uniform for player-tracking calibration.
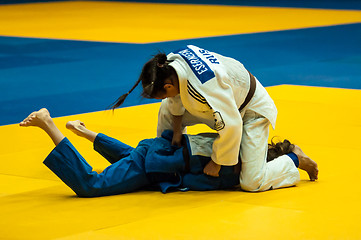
[113,45,318,192]
[20,108,298,197]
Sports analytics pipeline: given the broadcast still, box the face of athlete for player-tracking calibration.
[155,74,180,100]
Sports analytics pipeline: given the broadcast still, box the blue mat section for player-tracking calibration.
[1,23,361,125]
[109,0,361,10]
[0,0,69,4]
[1,0,360,10]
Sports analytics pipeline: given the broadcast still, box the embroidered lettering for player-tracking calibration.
[175,47,215,83]
[198,49,220,64]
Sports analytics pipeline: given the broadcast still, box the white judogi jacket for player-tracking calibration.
[167,45,277,166]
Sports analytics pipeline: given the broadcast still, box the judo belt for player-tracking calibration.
[238,71,256,112]
[182,136,191,173]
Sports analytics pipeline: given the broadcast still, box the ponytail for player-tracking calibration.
[111,78,141,110]
[111,51,173,110]
[141,53,170,98]
[155,53,167,67]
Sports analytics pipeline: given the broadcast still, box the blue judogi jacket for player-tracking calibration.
[143,130,239,193]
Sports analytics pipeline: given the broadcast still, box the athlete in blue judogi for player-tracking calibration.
[19,108,244,197]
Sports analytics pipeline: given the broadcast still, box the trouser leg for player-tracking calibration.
[93,133,134,164]
[44,138,150,197]
[239,110,300,192]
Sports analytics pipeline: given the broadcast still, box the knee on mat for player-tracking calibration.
[240,176,264,192]
[240,182,260,192]
[74,188,100,198]
[71,182,105,197]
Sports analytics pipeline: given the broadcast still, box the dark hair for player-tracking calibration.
[111,52,175,110]
[267,138,295,162]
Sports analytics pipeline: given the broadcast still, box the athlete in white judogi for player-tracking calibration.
[113,45,318,192]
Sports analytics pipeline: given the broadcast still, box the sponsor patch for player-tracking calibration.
[213,111,225,131]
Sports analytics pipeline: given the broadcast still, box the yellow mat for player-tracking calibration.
[1,85,360,239]
[1,1,361,239]
[0,1,361,43]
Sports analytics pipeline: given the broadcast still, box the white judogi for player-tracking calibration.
[157,45,300,191]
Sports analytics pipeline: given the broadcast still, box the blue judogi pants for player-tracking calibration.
[44,132,240,197]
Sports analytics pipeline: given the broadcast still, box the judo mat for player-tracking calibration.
[1,1,361,239]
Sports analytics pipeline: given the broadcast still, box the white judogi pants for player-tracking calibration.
[157,101,300,192]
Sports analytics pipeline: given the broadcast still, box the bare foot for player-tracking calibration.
[19,108,52,129]
[20,108,65,146]
[65,120,97,143]
[293,145,319,181]
[66,120,86,137]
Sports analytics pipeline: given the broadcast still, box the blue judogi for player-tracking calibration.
[44,131,240,197]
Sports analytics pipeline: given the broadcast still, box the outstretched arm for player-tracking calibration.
[172,114,183,146]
